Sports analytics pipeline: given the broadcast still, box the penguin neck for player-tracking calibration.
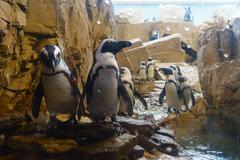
[166,75,176,81]
[41,59,70,75]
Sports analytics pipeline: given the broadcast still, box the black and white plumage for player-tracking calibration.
[169,65,182,81]
[146,57,155,81]
[119,67,148,115]
[137,61,147,81]
[179,76,195,111]
[158,68,182,113]
[81,39,133,122]
[32,45,81,125]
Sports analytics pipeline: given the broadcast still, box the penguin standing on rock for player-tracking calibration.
[146,57,155,81]
[158,68,182,115]
[80,39,133,122]
[169,65,182,81]
[136,61,147,81]
[32,45,81,128]
[179,76,195,111]
[119,67,148,115]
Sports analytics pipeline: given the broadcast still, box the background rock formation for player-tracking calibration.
[0,0,115,112]
[197,18,240,136]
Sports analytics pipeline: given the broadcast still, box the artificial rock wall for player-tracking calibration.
[0,0,115,112]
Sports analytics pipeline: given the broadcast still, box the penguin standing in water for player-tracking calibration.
[119,67,148,115]
[81,39,133,122]
[136,61,147,81]
[158,68,182,115]
[32,45,81,128]
[146,57,155,81]
[179,76,195,111]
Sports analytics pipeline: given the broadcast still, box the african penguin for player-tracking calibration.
[169,65,182,81]
[136,61,147,81]
[32,45,81,127]
[179,76,195,111]
[146,57,155,81]
[119,67,148,115]
[81,39,133,122]
[158,68,182,114]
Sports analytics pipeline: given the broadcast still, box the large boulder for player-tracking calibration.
[197,20,240,136]
[116,20,199,51]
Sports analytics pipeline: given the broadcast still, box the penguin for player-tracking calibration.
[32,45,81,127]
[119,67,148,115]
[136,61,147,81]
[146,57,155,81]
[179,76,195,111]
[158,68,182,114]
[80,39,133,122]
[169,65,182,81]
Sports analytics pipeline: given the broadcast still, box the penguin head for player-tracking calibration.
[40,45,61,72]
[159,67,173,76]
[97,39,132,56]
[120,67,131,77]
[169,65,182,76]
[140,61,146,66]
[147,56,153,61]
[179,76,188,83]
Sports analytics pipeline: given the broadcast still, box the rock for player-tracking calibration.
[24,0,57,36]
[0,134,4,146]
[8,135,79,154]
[116,20,199,51]
[7,133,137,160]
[116,116,157,138]
[144,34,182,53]
[117,34,185,74]
[134,81,156,95]
[191,97,208,117]
[130,145,144,160]
[0,112,26,135]
[0,1,12,23]
[78,134,137,160]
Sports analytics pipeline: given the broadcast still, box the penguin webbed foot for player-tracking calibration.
[47,116,58,136]
[112,121,124,136]
[67,114,78,125]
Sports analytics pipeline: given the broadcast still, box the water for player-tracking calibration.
[174,112,240,160]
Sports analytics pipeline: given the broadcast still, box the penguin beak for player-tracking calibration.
[118,41,132,49]
[52,59,55,72]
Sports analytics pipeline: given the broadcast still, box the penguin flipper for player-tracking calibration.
[190,88,196,106]
[119,81,133,116]
[32,80,44,118]
[133,89,148,109]
[159,87,166,105]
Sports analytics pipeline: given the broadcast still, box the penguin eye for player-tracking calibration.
[57,52,60,58]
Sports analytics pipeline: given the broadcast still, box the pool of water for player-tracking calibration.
[175,113,240,160]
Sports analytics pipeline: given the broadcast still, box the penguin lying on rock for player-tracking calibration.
[32,45,82,128]
[80,39,133,123]
[136,61,147,81]
[119,67,148,115]
[179,76,195,111]
[158,68,182,115]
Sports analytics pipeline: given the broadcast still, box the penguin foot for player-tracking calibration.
[47,116,58,136]
[113,122,124,136]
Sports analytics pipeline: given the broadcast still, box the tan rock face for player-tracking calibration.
[117,34,185,73]
[116,20,199,51]
[197,21,240,136]
[0,0,115,112]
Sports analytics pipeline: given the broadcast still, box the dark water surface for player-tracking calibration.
[175,112,240,160]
